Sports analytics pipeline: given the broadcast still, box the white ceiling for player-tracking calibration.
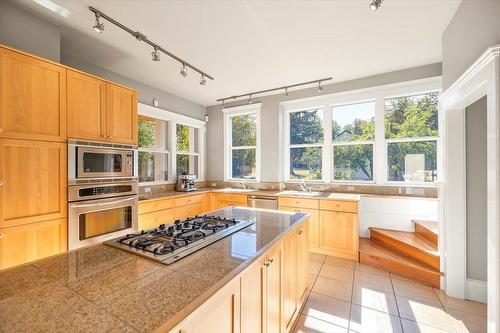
[13,0,461,106]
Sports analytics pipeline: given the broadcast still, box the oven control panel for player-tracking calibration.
[79,185,133,197]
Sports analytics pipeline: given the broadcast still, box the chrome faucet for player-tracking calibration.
[239,180,248,189]
[298,179,310,192]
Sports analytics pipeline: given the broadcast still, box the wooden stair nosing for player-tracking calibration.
[369,227,440,271]
[359,238,440,288]
[413,220,438,246]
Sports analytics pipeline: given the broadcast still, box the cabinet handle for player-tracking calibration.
[0,180,3,187]
[297,230,303,235]
[264,262,270,267]
[0,128,3,133]
[0,234,3,240]
[268,258,274,263]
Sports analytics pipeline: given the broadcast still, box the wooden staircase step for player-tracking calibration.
[413,220,438,246]
[359,238,441,288]
[369,227,439,271]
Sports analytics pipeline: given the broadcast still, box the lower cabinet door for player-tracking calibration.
[282,231,297,332]
[265,242,282,333]
[174,203,203,220]
[296,221,309,305]
[319,211,358,259]
[176,278,240,333]
[138,209,173,230]
[0,218,67,270]
[241,256,266,333]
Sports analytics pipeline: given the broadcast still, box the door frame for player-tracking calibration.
[440,45,500,333]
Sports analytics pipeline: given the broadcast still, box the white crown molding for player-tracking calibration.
[441,44,500,100]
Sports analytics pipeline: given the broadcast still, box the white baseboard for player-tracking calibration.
[466,279,487,304]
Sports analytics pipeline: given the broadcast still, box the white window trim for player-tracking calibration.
[281,77,442,186]
[138,103,206,185]
[223,103,261,182]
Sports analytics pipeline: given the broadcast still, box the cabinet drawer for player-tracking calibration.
[138,198,174,215]
[174,202,204,220]
[215,193,247,204]
[138,209,174,230]
[174,194,204,207]
[319,200,358,213]
[278,197,319,209]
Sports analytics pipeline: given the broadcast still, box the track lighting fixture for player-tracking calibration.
[93,13,104,33]
[151,47,160,62]
[88,7,214,85]
[369,0,383,11]
[318,81,323,92]
[221,100,225,109]
[248,94,253,104]
[180,63,188,77]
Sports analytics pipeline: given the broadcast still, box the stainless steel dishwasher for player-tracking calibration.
[247,195,278,210]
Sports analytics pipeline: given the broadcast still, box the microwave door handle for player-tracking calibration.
[70,197,135,208]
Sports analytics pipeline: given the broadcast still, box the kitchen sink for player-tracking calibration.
[277,190,322,197]
[214,188,256,193]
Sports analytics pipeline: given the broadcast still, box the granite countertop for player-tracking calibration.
[0,207,308,333]
[139,188,362,202]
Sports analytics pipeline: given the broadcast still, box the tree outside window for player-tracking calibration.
[137,116,169,183]
[229,113,257,179]
[176,124,199,177]
[385,92,439,182]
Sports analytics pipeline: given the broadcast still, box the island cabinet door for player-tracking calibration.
[319,211,358,260]
[240,256,266,333]
[175,278,241,333]
[264,242,282,333]
[296,221,309,306]
[282,231,297,332]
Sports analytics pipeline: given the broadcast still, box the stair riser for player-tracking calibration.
[415,223,438,246]
[359,251,440,288]
[370,230,440,271]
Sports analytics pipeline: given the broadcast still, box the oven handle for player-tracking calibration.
[69,197,136,208]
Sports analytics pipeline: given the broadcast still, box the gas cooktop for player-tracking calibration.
[104,215,254,264]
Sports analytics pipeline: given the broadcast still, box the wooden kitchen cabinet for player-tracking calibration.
[0,218,67,270]
[0,46,66,142]
[0,139,67,228]
[296,222,309,306]
[214,193,248,209]
[106,83,137,145]
[282,230,298,332]
[265,242,282,333]
[139,209,174,230]
[280,206,319,251]
[173,278,241,333]
[319,211,358,260]
[67,70,107,141]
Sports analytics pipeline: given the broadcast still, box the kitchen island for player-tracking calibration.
[0,206,309,333]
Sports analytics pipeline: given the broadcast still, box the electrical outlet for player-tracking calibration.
[347,186,355,192]
[144,187,151,193]
[211,183,217,187]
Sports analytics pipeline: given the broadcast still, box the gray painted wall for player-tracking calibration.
[0,1,60,62]
[465,96,488,282]
[61,54,206,120]
[442,0,500,90]
[206,63,442,181]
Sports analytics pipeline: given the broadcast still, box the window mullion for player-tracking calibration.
[324,105,332,183]
[375,94,386,184]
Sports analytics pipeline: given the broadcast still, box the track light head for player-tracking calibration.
[248,94,253,104]
[151,47,160,62]
[93,13,104,33]
[285,87,289,98]
[200,74,207,86]
[221,100,225,109]
[180,63,188,77]
[369,0,383,11]
[318,81,323,92]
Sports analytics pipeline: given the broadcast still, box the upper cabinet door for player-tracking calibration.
[67,70,106,141]
[0,48,66,142]
[106,83,137,145]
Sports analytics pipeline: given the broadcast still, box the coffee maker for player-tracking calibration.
[176,173,197,192]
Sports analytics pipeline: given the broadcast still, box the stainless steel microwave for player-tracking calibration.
[68,140,137,183]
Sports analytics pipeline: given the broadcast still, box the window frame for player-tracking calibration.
[223,103,261,182]
[138,103,205,185]
[281,77,442,186]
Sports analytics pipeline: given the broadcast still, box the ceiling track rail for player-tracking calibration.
[88,6,214,81]
[216,77,332,106]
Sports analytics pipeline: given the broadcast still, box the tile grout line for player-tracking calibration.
[347,265,356,332]
[389,270,405,332]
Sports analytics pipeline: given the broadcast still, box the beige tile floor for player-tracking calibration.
[293,253,487,333]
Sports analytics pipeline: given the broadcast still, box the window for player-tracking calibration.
[137,103,205,184]
[287,108,324,180]
[282,78,441,185]
[138,116,169,183]
[332,101,375,181]
[176,124,200,177]
[385,92,439,182]
[224,105,260,180]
